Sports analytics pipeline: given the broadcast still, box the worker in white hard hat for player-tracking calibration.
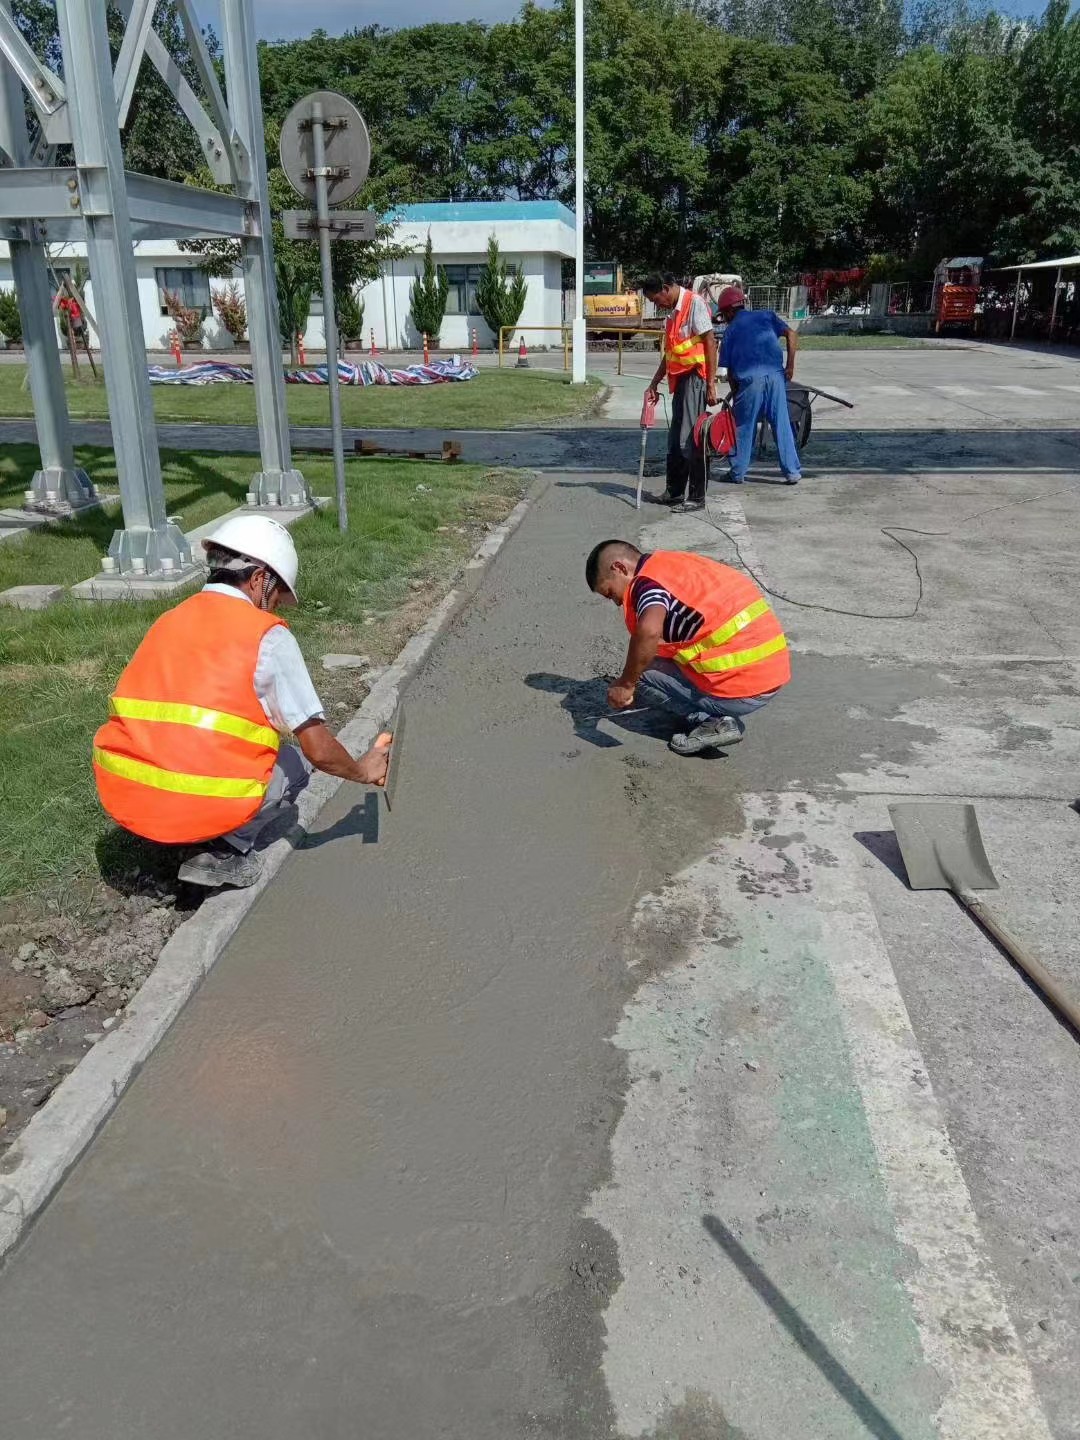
[93,515,391,889]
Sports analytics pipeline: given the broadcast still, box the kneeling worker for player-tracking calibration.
[93,515,391,889]
[586,540,789,755]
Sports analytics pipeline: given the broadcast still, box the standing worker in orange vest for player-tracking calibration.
[641,273,719,513]
[93,516,391,889]
[586,539,789,755]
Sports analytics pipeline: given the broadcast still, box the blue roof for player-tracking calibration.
[390,201,576,227]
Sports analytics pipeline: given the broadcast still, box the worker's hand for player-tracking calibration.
[785,361,795,382]
[646,385,660,406]
[356,732,392,786]
[706,380,719,407]
[607,680,637,711]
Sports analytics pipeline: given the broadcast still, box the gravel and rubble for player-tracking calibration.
[0,879,191,1153]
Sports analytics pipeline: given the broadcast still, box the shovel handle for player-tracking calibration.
[959,890,1080,1034]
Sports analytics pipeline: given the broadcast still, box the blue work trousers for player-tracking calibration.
[730,370,801,482]
[637,659,776,732]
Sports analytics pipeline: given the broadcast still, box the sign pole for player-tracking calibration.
[571,0,586,385]
[310,99,347,533]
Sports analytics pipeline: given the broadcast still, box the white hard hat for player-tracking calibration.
[202,515,300,602]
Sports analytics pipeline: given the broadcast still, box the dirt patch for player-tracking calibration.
[0,874,191,1154]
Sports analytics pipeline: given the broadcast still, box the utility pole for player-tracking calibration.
[572,0,586,385]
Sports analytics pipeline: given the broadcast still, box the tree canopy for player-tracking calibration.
[13,0,1078,282]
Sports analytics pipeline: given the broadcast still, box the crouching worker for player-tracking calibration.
[585,540,790,755]
[93,515,391,889]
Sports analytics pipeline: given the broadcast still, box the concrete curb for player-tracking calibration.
[0,477,545,1264]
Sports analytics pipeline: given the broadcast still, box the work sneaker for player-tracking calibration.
[178,846,263,889]
[669,716,745,756]
[782,473,801,486]
[655,489,681,505]
[672,498,706,514]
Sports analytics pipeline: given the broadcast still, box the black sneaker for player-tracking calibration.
[655,489,682,505]
[669,716,744,755]
[672,498,706,514]
[178,846,263,889]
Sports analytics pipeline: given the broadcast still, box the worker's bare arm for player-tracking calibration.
[295,719,390,785]
[608,605,665,708]
[703,331,719,402]
[782,325,797,380]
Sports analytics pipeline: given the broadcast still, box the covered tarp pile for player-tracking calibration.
[148,358,479,386]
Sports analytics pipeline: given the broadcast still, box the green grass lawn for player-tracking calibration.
[795,333,930,349]
[0,452,525,901]
[0,444,253,590]
[0,364,603,429]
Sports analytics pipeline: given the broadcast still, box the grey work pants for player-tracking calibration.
[666,372,709,502]
[221,743,311,854]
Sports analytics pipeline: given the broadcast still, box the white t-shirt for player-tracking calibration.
[203,583,325,734]
[672,287,714,342]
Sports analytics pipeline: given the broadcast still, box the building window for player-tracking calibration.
[443,264,484,316]
[156,266,210,315]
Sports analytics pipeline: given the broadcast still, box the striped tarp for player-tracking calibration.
[148,359,479,387]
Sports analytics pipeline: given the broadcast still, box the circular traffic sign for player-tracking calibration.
[279,90,371,206]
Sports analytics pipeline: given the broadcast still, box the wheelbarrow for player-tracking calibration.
[888,802,1080,1035]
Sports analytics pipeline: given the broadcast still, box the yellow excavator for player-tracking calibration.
[582,261,641,325]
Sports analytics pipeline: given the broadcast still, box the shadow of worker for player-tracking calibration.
[523,672,679,751]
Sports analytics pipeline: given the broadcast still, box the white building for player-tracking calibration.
[0,200,575,355]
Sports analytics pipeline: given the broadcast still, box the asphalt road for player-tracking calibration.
[1,343,1078,1438]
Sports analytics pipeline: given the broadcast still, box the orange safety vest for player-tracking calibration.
[664,287,708,391]
[623,550,790,699]
[92,591,285,845]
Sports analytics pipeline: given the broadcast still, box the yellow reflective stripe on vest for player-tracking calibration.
[109,696,279,752]
[93,747,269,800]
[673,598,772,665]
[686,633,788,675]
[669,334,704,356]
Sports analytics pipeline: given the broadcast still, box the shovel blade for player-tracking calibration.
[888,802,999,892]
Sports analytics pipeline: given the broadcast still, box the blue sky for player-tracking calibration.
[196,1,552,40]
[197,0,1048,39]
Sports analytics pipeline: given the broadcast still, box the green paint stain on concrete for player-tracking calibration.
[712,904,941,1440]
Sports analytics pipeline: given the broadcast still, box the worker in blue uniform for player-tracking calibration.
[717,286,802,485]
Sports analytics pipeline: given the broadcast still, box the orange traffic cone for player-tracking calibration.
[297,333,306,366]
[170,331,183,368]
[423,332,430,366]
[370,328,378,357]
[516,335,529,369]
[471,327,479,358]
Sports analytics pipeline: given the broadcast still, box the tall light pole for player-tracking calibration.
[572,0,586,384]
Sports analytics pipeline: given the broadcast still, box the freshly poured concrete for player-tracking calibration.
[2,348,1079,1437]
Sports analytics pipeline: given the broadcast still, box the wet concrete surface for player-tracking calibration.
[0,472,742,1438]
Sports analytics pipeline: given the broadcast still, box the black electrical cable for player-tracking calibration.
[701,478,1076,623]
